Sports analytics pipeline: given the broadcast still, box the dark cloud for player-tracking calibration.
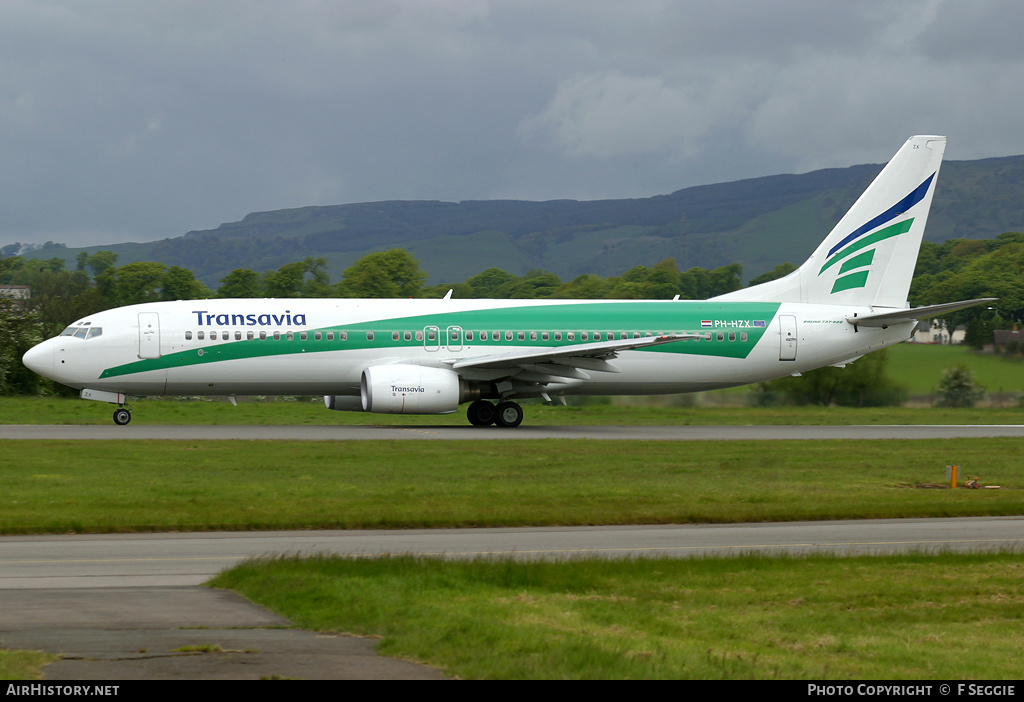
[1,0,1022,247]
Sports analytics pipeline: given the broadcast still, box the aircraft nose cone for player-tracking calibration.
[22,341,54,378]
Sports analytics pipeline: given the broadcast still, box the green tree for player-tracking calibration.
[493,269,562,299]
[706,263,743,298]
[748,262,797,287]
[934,364,986,407]
[753,349,905,407]
[96,262,168,307]
[218,268,263,298]
[464,268,516,297]
[77,251,119,277]
[0,297,45,394]
[263,257,331,298]
[162,266,210,301]
[23,269,101,337]
[336,249,427,298]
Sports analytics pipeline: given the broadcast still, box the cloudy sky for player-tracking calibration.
[4,0,1024,248]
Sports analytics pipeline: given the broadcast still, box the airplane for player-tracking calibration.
[22,135,992,428]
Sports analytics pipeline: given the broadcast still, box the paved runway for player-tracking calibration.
[6,423,1024,440]
[3,517,1022,590]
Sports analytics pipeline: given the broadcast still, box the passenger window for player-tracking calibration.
[185,331,193,340]
[568,332,575,341]
[404,331,412,341]
[392,331,400,341]
[717,332,724,341]
[198,331,205,340]
[492,331,500,341]
[415,331,423,341]
[530,331,537,341]
[327,332,334,341]
[555,332,562,341]
[728,332,736,342]
[452,330,460,341]
[581,332,588,341]
[235,331,242,340]
[367,331,375,341]
[210,331,218,340]
[260,331,267,340]
[273,332,281,340]
[740,332,748,342]
[517,331,525,341]
[314,331,322,341]
[287,332,294,341]
[505,331,513,341]
[427,330,435,341]
[340,331,347,341]
[466,331,474,341]
[247,331,254,340]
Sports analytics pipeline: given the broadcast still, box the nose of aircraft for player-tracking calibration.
[22,340,54,379]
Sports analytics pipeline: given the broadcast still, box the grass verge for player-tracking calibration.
[3,395,1024,425]
[0,439,1020,534]
[210,552,1024,679]
[0,650,58,681]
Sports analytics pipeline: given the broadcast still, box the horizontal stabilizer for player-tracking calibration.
[847,298,995,327]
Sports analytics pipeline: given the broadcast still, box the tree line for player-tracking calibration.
[3,234,1023,399]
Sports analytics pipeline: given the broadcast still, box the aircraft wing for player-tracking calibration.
[847,298,996,328]
[451,333,699,382]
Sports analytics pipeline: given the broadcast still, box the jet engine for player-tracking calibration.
[359,364,480,414]
[323,395,365,412]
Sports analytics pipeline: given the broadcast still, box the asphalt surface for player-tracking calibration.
[6,423,1024,440]
[4,518,1023,679]
[1,587,444,680]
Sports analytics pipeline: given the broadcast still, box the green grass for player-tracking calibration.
[888,343,1024,395]
[209,552,1024,679]
[0,439,1020,534]
[0,650,57,681]
[2,395,1024,425]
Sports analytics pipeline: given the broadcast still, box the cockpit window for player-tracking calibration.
[59,325,103,339]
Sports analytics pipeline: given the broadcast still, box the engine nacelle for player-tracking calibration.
[361,364,475,414]
[323,395,365,412]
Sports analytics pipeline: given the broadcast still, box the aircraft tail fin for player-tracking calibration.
[714,135,946,308]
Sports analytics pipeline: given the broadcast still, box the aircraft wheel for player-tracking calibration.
[113,408,132,426]
[467,400,496,427]
[494,401,523,428]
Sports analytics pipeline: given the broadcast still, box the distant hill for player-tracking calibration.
[19,154,1024,287]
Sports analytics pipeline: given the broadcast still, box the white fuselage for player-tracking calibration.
[23,297,914,400]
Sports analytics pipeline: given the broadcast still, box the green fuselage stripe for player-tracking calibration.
[99,301,781,379]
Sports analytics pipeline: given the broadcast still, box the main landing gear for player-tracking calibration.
[467,399,523,428]
[112,405,132,425]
